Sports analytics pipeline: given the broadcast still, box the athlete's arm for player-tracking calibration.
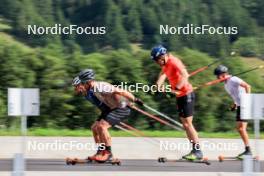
[175,67,189,89]
[113,87,144,106]
[240,82,251,93]
[156,71,167,92]
[113,87,136,101]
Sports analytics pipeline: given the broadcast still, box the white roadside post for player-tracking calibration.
[241,93,264,175]
[8,88,40,176]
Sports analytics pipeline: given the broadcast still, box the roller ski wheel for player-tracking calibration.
[158,157,167,163]
[110,158,121,165]
[66,157,78,165]
[96,156,121,165]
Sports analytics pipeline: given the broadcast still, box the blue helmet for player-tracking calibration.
[150,45,167,60]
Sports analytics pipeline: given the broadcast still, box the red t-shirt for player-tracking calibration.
[162,54,193,97]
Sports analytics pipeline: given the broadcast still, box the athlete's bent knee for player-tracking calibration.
[182,123,190,129]
[237,126,246,133]
[97,123,109,132]
[91,122,98,132]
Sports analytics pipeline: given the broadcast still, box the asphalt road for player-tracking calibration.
[0,159,263,172]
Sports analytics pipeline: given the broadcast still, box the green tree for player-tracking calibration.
[105,2,129,49]
[0,0,21,21]
[141,7,161,48]
[232,37,260,57]
[32,0,55,24]
[30,44,72,128]
[124,3,142,42]
[0,39,37,128]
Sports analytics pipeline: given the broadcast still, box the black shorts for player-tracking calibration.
[98,107,131,126]
[176,92,195,118]
[236,106,247,122]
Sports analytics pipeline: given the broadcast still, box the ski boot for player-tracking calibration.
[236,150,252,160]
[182,149,203,161]
[95,150,113,163]
[87,150,103,161]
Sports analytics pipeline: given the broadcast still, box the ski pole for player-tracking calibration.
[129,105,183,131]
[115,124,140,137]
[116,123,160,145]
[143,104,183,129]
[115,123,182,154]
[189,60,220,77]
[189,52,236,77]
[194,65,264,90]
[120,122,148,137]
[193,77,227,90]
[234,65,263,77]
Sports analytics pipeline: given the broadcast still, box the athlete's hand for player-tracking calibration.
[134,98,144,106]
[171,90,181,96]
[229,103,237,111]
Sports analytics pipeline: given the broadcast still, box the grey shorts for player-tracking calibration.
[98,107,131,126]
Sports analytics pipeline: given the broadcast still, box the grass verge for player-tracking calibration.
[0,128,263,138]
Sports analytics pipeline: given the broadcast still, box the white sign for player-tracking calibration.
[241,93,264,120]
[8,88,40,116]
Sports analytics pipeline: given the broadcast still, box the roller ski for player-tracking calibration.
[159,149,210,165]
[218,148,259,162]
[158,157,210,165]
[218,154,259,162]
[66,157,121,165]
[66,150,121,165]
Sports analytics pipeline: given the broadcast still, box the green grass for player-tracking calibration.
[0,23,11,30]
[0,128,263,138]
[0,32,33,52]
[241,57,264,78]
[0,18,12,30]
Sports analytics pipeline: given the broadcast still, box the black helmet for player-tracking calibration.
[214,65,228,76]
[78,69,95,83]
